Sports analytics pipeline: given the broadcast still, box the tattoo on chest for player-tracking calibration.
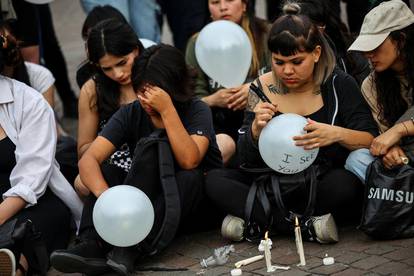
[247,91,260,111]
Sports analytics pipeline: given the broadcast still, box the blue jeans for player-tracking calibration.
[80,0,161,43]
[344,148,375,184]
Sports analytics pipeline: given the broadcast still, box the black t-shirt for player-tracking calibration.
[100,98,223,171]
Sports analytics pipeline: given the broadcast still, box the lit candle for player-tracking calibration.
[295,216,306,266]
[263,231,276,272]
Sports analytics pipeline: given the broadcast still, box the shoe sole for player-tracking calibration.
[50,251,110,275]
[315,214,339,243]
[0,249,16,276]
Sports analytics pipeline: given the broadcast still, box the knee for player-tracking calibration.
[344,148,374,182]
[216,134,236,165]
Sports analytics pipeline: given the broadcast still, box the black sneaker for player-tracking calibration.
[50,239,110,275]
[106,247,138,276]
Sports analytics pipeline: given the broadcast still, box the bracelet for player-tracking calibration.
[401,121,409,136]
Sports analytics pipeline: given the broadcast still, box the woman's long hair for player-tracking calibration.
[241,0,269,77]
[87,19,144,121]
[374,24,414,127]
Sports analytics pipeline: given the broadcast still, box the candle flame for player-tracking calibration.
[265,231,269,240]
[295,216,299,227]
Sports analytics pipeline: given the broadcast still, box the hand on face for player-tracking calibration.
[251,102,278,140]
[293,118,339,150]
[370,124,404,156]
[382,145,407,169]
[137,85,173,117]
[227,83,250,111]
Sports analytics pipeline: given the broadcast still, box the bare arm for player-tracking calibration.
[42,85,55,108]
[77,80,99,157]
[294,119,374,151]
[78,136,116,198]
[0,197,27,225]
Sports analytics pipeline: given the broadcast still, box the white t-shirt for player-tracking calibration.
[25,61,55,94]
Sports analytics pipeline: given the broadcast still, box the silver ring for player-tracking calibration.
[401,156,409,165]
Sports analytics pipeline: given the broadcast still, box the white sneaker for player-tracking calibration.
[310,213,339,244]
[0,248,16,276]
[221,215,245,241]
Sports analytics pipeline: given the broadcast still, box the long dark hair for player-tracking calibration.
[87,19,144,121]
[295,0,352,56]
[375,24,414,127]
[0,19,30,86]
[81,5,128,41]
[131,44,193,111]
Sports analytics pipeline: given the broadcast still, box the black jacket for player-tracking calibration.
[238,69,379,168]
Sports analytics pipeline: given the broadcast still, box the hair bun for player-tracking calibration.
[283,2,301,15]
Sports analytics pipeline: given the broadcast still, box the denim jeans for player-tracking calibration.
[344,148,375,183]
[80,0,161,43]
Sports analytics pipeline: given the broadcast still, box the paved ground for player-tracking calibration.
[47,0,414,275]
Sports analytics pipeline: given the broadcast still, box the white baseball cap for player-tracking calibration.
[348,0,414,52]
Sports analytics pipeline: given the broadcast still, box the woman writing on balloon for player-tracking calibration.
[205,3,378,243]
[185,0,270,165]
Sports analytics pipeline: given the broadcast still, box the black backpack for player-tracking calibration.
[122,129,181,255]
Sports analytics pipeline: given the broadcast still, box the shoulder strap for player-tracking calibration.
[147,136,181,254]
[256,77,265,92]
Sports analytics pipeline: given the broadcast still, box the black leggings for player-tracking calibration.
[205,168,364,227]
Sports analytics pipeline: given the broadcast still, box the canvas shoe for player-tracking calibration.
[221,215,245,241]
[0,248,15,276]
[307,213,339,244]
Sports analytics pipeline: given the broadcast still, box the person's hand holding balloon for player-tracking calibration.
[206,87,235,108]
[293,118,340,149]
[227,83,250,111]
[251,102,278,140]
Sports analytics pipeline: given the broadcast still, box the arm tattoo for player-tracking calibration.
[247,90,260,112]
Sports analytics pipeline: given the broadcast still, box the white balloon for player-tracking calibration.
[195,20,252,88]
[93,185,154,247]
[259,113,319,174]
[24,0,54,4]
[139,38,157,49]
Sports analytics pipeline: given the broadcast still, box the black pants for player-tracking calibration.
[79,163,205,245]
[159,0,209,52]
[11,1,78,108]
[205,168,364,227]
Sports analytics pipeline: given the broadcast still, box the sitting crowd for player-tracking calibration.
[0,0,413,275]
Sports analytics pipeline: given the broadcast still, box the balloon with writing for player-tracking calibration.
[195,20,252,88]
[259,113,319,174]
[93,185,154,247]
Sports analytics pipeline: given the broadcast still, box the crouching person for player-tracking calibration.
[50,44,223,276]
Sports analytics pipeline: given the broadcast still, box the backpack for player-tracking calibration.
[122,129,181,255]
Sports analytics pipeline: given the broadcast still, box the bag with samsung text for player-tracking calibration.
[360,158,414,239]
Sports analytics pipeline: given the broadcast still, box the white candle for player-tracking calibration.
[235,255,264,268]
[263,231,276,272]
[294,217,306,266]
